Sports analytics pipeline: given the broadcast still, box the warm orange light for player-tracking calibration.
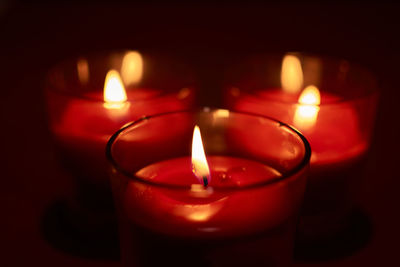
[191,125,211,186]
[121,51,143,86]
[103,70,128,109]
[298,85,321,105]
[213,109,230,118]
[177,87,191,100]
[173,200,226,222]
[185,204,215,222]
[294,85,321,129]
[281,54,303,93]
[77,58,89,84]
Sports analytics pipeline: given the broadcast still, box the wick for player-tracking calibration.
[202,176,209,187]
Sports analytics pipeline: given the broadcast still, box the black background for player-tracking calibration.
[1,1,400,266]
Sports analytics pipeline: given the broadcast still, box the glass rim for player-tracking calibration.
[106,108,311,191]
[45,49,195,102]
[226,52,379,106]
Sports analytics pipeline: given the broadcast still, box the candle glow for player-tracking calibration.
[121,51,143,86]
[191,125,211,186]
[294,85,321,129]
[77,58,89,84]
[281,54,303,93]
[103,70,128,109]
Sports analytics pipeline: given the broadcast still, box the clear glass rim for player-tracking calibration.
[106,108,311,191]
[227,52,379,106]
[45,49,195,103]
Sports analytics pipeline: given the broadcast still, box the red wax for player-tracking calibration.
[229,89,367,169]
[49,88,194,185]
[227,88,370,238]
[122,156,302,239]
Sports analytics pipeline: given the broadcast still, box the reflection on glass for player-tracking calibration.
[77,58,89,84]
[121,51,143,86]
[281,54,303,93]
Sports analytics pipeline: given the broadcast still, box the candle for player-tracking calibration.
[46,51,195,185]
[122,156,296,266]
[49,71,193,187]
[129,156,285,236]
[224,53,378,240]
[45,51,195,230]
[107,109,311,266]
[232,87,367,167]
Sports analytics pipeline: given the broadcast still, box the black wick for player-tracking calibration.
[202,176,209,187]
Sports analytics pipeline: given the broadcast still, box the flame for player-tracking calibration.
[191,125,211,186]
[294,85,320,129]
[281,54,303,93]
[77,58,89,84]
[121,51,143,86]
[103,70,128,109]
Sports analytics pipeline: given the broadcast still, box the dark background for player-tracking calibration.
[1,1,400,266]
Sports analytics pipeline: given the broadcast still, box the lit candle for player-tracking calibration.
[107,110,311,267]
[45,51,195,232]
[125,126,287,238]
[228,55,366,168]
[225,54,378,239]
[47,51,194,188]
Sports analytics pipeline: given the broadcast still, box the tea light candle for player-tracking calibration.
[232,87,367,168]
[224,53,378,239]
[46,51,195,187]
[51,70,191,186]
[45,51,195,233]
[124,127,287,238]
[107,110,311,267]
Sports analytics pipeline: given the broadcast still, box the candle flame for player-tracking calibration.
[121,51,143,86]
[191,125,211,187]
[294,85,320,129]
[103,70,128,109]
[281,54,303,93]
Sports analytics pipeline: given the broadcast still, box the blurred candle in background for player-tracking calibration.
[45,50,195,232]
[224,53,378,241]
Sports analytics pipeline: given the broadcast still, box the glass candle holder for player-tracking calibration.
[224,53,379,241]
[107,109,311,267]
[45,50,196,231]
